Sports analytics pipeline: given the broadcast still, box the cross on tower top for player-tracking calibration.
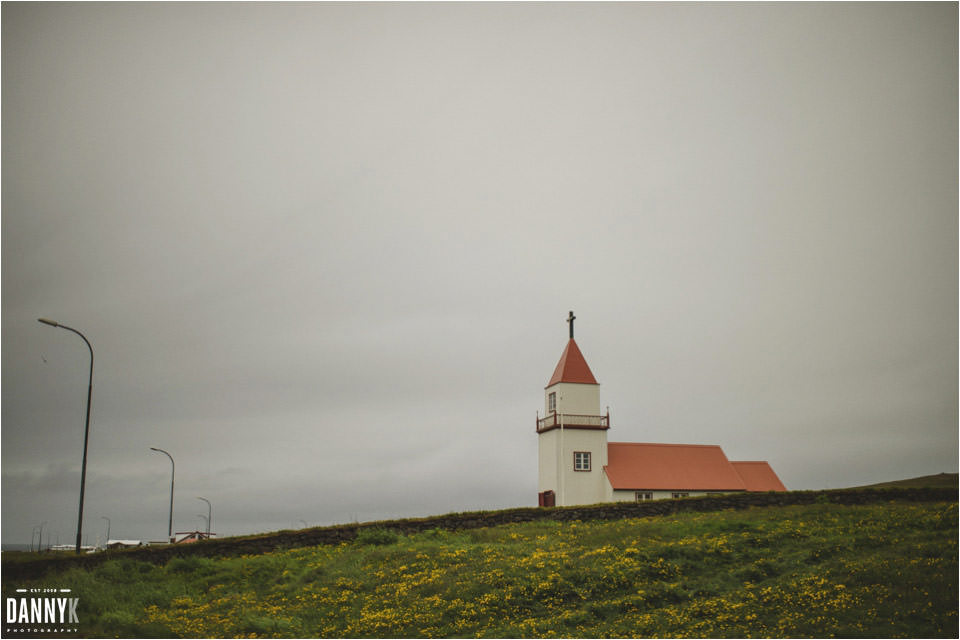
[567,310,576,339]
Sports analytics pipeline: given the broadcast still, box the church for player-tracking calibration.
[537,312,786,507]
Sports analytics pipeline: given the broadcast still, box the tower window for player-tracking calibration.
[573,451,591,471]
[548,392,556,413]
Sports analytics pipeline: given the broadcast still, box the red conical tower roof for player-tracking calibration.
[547,339,598,387]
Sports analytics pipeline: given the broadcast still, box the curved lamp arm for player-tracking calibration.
[38,318,93,554]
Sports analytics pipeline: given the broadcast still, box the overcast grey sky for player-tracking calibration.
[3,2,956,545]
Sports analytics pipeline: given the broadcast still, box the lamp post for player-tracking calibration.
[197,514,208,538]
[197,497,211,537]
[38,318,94,554]
[101,516,111,544]
[38,521,46,552]
[150,448,175,542]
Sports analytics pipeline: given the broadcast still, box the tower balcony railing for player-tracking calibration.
[536,411,610,433]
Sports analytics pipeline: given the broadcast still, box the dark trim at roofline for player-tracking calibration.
[536,424,610,434]
[537,411,610,432]
[544,381,601,390]
[610,487,749,492]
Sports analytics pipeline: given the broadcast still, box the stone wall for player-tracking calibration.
[4,487,955,581]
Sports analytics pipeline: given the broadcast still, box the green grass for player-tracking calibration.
[3,501,956,638]
[851,472,958,489]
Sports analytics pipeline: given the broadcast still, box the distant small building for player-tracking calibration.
[174,531,215,544]
[537,313,786,507]
[604,443,785,501]
[105,539,143,549]
[49,544,98,553]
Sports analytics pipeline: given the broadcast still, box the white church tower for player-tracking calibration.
[537,312,611,506]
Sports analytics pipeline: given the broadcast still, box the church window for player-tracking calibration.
[548,392,556,413]
[574,451,591,471]
[635,491,653,501]
[671,492,689,499]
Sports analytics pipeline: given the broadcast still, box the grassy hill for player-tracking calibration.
[851,472,958,490]
[3,499,956,638]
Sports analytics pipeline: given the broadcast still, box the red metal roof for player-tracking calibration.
[547,339,598,386]
[731,461,787,492]
[605,442,748,491]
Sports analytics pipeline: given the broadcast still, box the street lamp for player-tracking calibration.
[197,497,211,537]
[38,521,46,552]
[101,516,111,544]
[150,448,175,542]
[197,514,208,537]
[37,318,94,554]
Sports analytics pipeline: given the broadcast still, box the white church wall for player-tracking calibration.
[545,382,602,416]
[610,489,744,502]
[539,427,609,506]
[538,429,559,495]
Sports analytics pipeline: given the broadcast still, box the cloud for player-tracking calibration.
[3,2,956,543]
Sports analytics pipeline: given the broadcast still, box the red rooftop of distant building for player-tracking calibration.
[605,442,748,491]
[604,442,787,492]
[731,461,787,492]
[547,339,598,386]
